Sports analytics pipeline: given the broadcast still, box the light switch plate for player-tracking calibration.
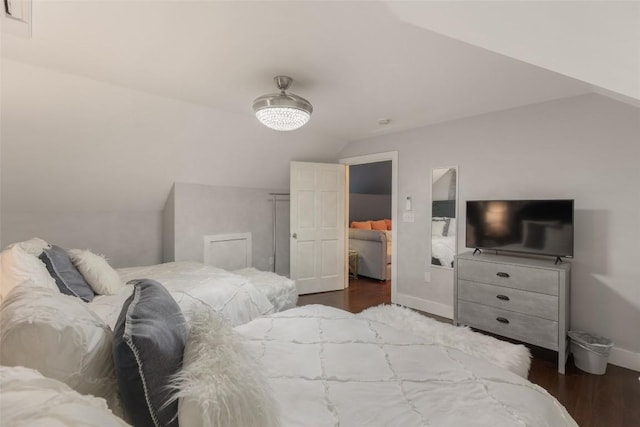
[424,272,431,282]
[402,212,415,222]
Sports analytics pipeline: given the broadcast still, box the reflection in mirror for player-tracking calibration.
[431,167,457,268]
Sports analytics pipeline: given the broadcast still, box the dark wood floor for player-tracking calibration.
[298,277,640,427]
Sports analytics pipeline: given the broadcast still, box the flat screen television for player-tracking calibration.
[466,199,574,258]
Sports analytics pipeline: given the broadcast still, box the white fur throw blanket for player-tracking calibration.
[358,304,531,378]
[169,307,279,427]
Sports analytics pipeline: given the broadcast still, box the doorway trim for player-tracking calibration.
[340,151,398,302]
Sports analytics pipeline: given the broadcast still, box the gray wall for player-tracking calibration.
[349,161,392,223]
[162,185,176,262]
[349,161,392,194]
[432,168,456,201]
[349,194,392,223]
[167,182,290,275]
[338,94,640,367]
[1,211,162,268]
[273,196,290,276]
[1,181,291,274]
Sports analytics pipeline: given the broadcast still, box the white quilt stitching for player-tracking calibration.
[365,318,431,426]
[318,317,340,427]
[238,307,577,427]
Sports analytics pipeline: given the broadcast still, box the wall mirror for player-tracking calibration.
[431,167,458,268]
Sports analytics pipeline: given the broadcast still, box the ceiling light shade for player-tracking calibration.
[253,76,313,131]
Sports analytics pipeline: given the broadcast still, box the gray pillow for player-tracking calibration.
[113,279,187,427]
[39,245,95,302]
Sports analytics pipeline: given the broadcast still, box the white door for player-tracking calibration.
[290,161,346,295]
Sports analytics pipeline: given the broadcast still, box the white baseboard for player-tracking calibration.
[394,293,453,320]
[608,346,640,372]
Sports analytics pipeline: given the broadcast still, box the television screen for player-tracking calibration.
[466,199,574,258]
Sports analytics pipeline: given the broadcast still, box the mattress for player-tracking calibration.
[89,262,274,328]
[236,305,578,427]
[233,267,298,312]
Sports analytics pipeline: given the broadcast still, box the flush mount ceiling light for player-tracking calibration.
[253,76,313,131]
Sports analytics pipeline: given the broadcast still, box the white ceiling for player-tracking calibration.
[1,0,632,213]
[2,1,596,140]
[387,1,640,102]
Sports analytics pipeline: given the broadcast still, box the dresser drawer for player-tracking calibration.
[458,280,559,320]
[457,300,559,350]
[457,258,559,295]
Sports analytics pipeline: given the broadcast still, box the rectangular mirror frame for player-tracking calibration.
[430,166,458,269]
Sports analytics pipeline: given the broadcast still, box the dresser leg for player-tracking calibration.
[558,337,569,374]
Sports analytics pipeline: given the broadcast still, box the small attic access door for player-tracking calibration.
[203,232,252,271]
[290,162,346,295]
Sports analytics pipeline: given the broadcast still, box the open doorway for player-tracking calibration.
[348,161,392,280]
[340,152,398,302]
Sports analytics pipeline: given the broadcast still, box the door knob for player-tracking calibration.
[292,233,297,239]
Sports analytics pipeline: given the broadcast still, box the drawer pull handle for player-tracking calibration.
[496,317,510,324]
[496,272,510,278]
[496,294,510,301]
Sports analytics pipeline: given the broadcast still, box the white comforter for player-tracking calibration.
[233,267,298,312]
[89,262,274,328]
[236,305,577,427]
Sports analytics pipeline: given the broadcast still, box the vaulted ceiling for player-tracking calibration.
[2,1,637,213]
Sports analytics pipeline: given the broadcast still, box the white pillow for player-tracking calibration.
[0,366,128,427]
[171,307,280,427]
[68,249,122,295]
[0,285,118,410]
[7,237,51,256]
[432,219,447,237]
[0,245,58,302]
[447,218,457,236]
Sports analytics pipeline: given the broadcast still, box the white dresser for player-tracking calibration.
[454,252,571,374]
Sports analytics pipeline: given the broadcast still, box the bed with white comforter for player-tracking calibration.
[0,238,575,426]
[90,262,284,328]
[233,267,298,312]
[236,305,577,427]
[1,293,577,426]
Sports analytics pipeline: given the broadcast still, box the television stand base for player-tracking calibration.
[472,248,482,255]
[554,256,563,265]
